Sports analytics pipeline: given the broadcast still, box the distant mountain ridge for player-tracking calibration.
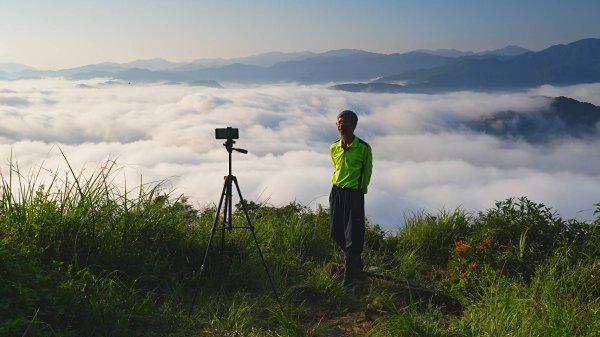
[0,62,39,73]
[416,45,531,58]
[0,49,455,85]
[332,38,600,93]
[1,38,598,90]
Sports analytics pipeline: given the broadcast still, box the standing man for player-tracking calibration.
[329,110,373,286]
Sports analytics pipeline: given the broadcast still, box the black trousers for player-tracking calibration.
[329,185,365,281]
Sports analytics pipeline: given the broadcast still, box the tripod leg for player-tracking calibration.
[188,178,228,317]
[232,177,281,304]
[218,177,232,290]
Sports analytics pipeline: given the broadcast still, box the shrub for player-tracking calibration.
[442,236,496,300]
[472,197,565,280]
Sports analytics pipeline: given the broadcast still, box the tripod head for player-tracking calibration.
[216,127,248,176]
[216,127,248,155]
[223,138,248,154]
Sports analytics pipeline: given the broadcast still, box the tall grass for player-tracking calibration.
[365,209,473,286]
[0,157,207,335]
[457,252,600,336]
[396,209,473,267]
[1,157,598,336]
[2,158,205,273]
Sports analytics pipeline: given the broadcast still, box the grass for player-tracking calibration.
[457,253,600,336]
[1,158,599,336]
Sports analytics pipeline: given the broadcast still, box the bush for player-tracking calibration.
[472,197,565,280]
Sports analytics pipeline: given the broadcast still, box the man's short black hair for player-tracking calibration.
[337,110,358,126]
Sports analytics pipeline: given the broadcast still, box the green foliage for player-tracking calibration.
[1,157,599,336]
[254,201,333,265]
[457,253,600,336]
[394,209,473,269]
[0,246,64,336]
[442,237,496,301]
[197,293,264,337]
[0,160,205,281]
[368,307,457,337]
[474,197,566,280]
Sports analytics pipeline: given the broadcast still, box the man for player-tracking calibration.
[329,110,373,286]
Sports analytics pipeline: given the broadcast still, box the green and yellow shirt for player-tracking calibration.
[330,136,373,194]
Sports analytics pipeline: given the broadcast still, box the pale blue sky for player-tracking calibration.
[1,0,599,69]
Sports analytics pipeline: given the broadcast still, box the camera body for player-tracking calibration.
[215,127,239,139]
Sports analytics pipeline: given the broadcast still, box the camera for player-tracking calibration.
[215,127,239,139]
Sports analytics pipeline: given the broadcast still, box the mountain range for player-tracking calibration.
[414,45,530,58]
[0,45,533,85]
[332,38,600,93]
[1,38,599,91]
[0,50,455,85]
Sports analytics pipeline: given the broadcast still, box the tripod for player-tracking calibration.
[189,138,280,315]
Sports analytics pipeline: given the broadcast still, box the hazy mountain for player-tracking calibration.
[69,71,117,80]
[174,50,364,73]
[478,45,531,56]
[0,62,38,73]
[0,49,453,84]
[101,58,188,71]
[333,38,600,93]
[266,51,454,84]
[185,63,269,83]
[186,51,317,69]
[61,64,129,76]
[318,49,370,57]
[468,96,600,142]
[154,51,454,84]
[0,63,46,80]
[0,70,12,80]
[112,68,222,87]
[415,49,476,58]
[417,45,530,58]
[3,38,597,88]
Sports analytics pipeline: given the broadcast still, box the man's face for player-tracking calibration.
[337,116,356,138]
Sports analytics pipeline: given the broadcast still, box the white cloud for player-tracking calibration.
[529,83,600,106]
[1,79,600,231]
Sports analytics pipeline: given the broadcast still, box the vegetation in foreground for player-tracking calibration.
[1,160,599,336]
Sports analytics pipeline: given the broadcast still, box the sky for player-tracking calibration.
[1,0,599,70]
[1,79,600,231]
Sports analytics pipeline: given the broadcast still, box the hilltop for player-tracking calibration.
[1,161,598,336]
[468,96,600,142]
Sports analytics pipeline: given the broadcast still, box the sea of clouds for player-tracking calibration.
[1,78,599,231]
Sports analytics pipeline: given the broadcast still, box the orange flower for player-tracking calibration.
[469,261,477,270]
[453,240,472,252]
[483,237,491,245]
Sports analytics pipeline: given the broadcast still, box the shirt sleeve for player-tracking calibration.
[362,145,373,194]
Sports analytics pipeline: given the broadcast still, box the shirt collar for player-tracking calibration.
[340,135,357,149]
